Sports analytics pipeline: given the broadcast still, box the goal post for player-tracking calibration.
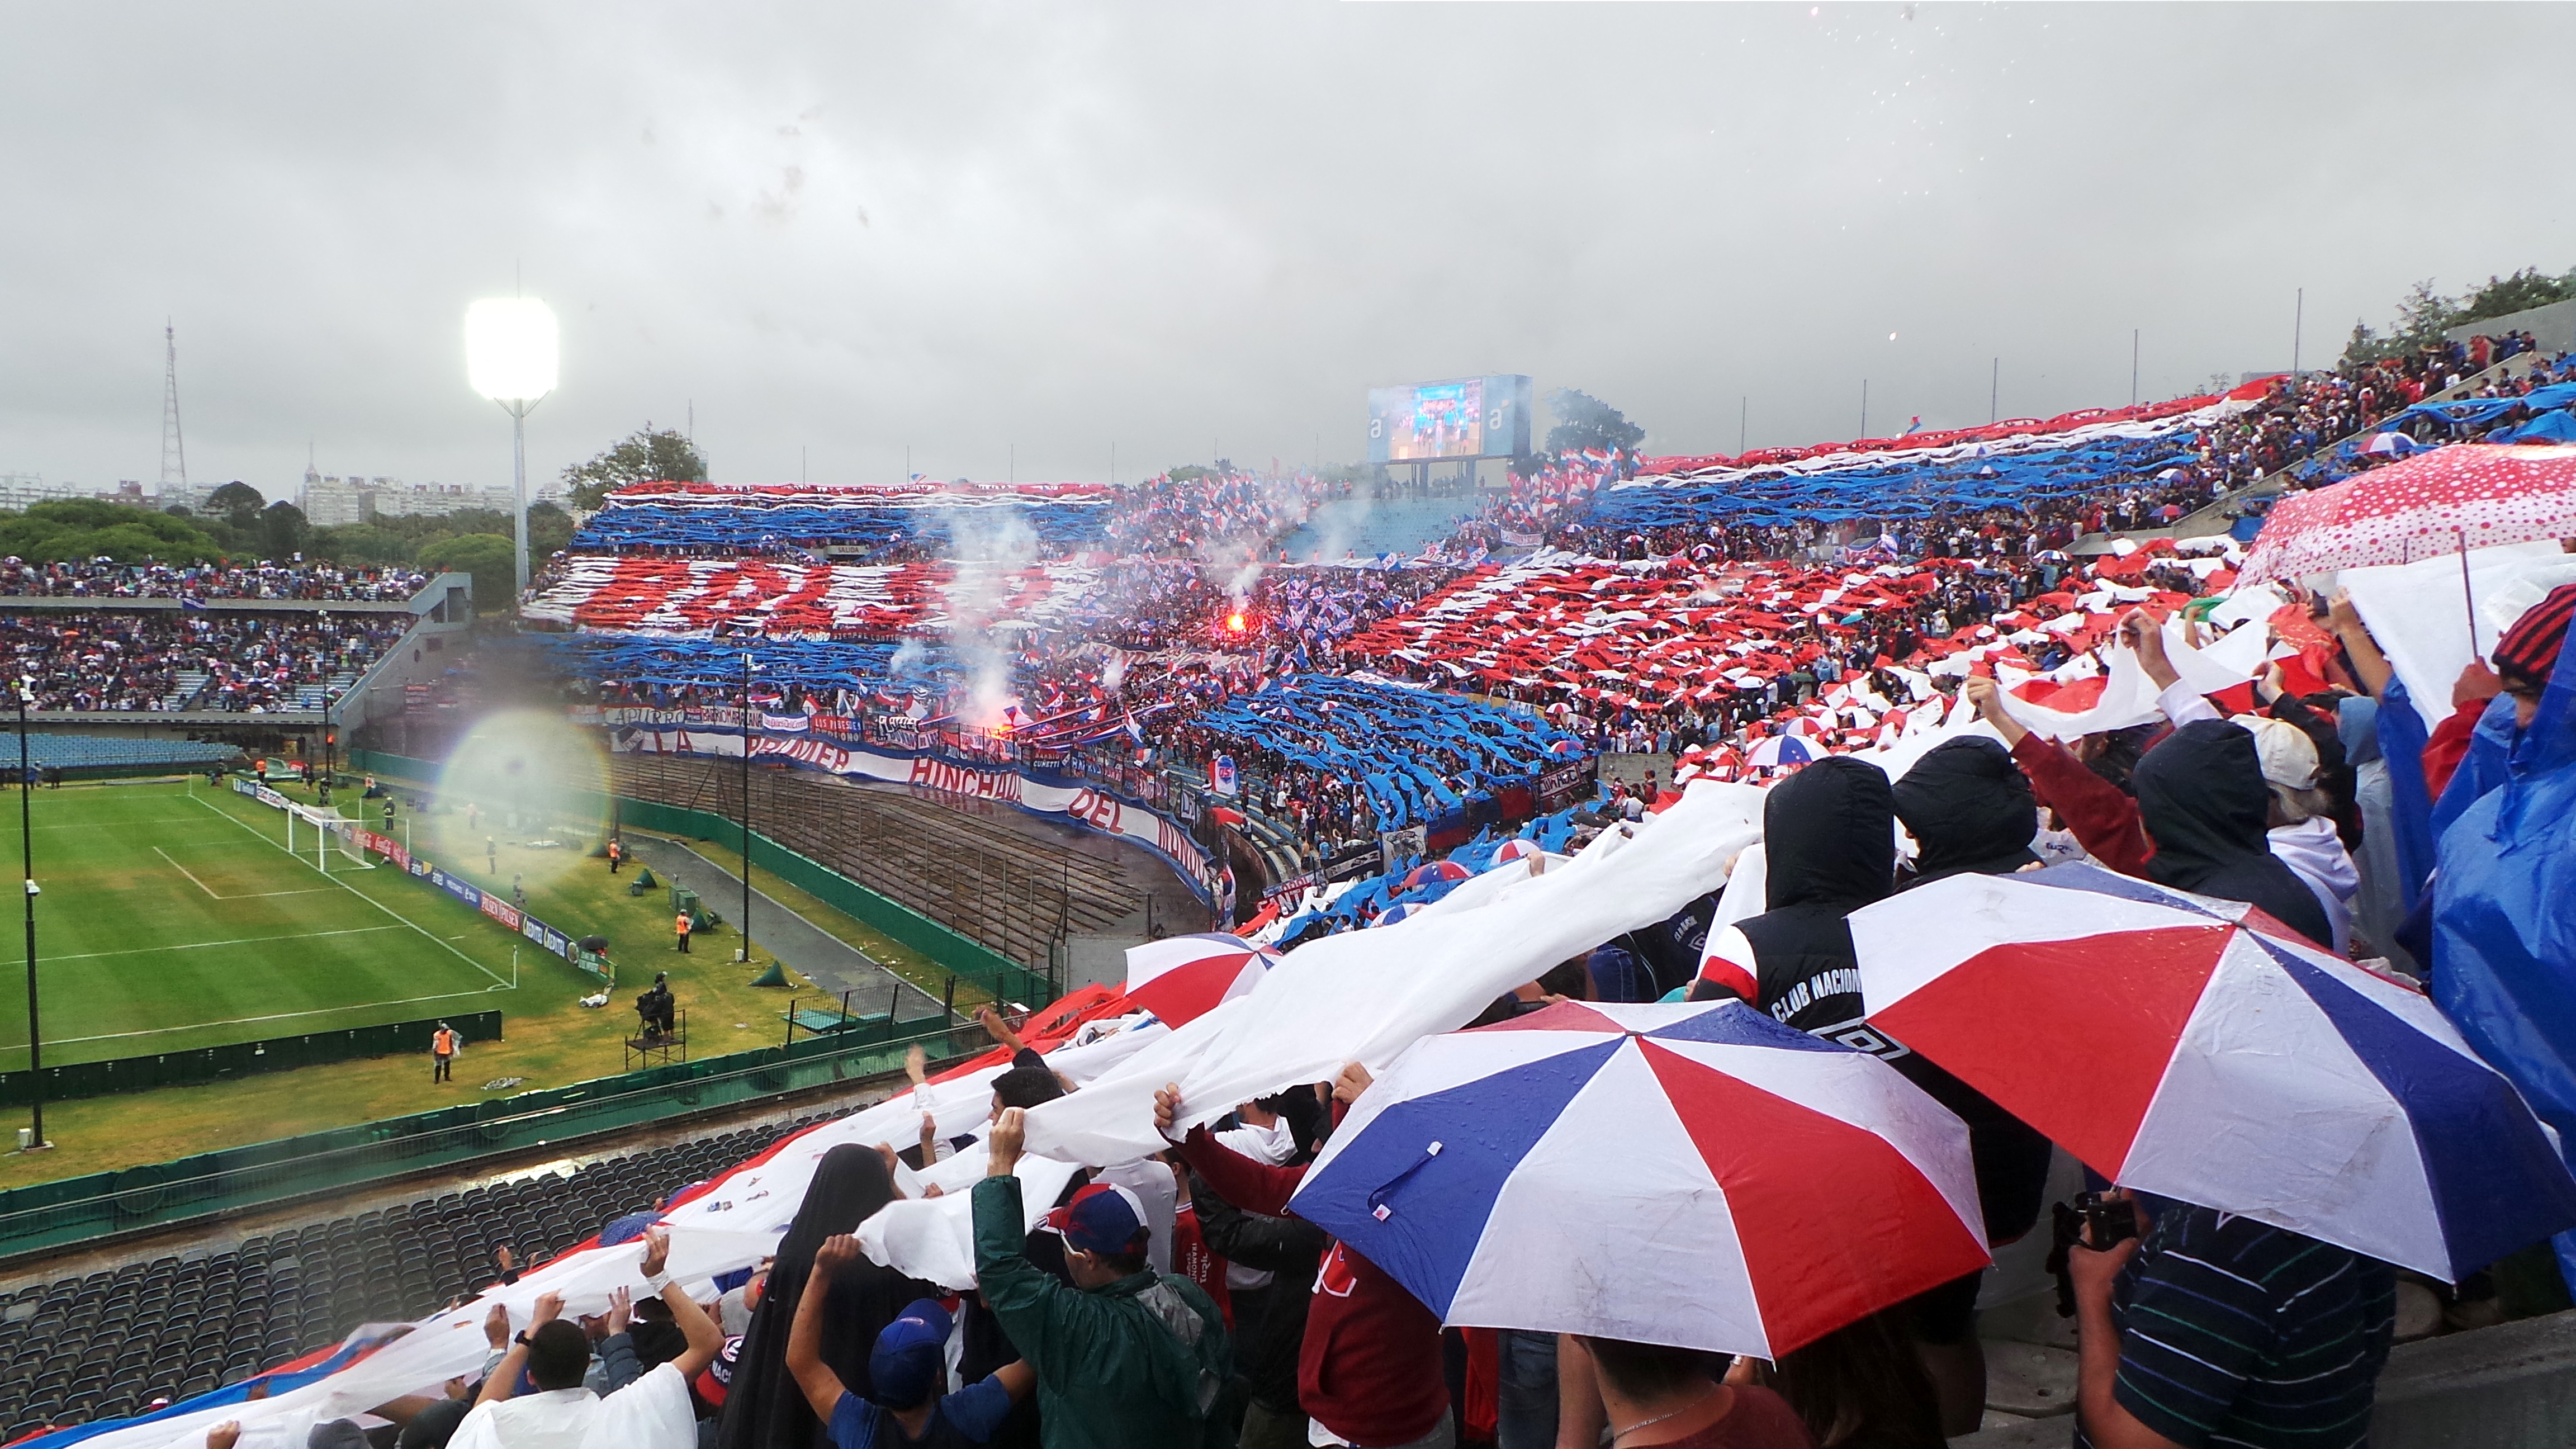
[285,804,373,872]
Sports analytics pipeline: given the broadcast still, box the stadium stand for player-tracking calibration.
[0,563,429,604]
[610,754,1165,969]
[0,1109,846,1439]
[10,735,242,779]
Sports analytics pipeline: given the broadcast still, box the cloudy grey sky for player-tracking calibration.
[3,3,2568,500]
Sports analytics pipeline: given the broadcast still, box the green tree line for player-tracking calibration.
[0,424,711,609]
[2343,264,2576,364]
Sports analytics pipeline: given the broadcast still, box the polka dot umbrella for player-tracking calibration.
[2236,444,2576,590]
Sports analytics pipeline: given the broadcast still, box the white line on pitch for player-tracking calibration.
[187,794,515,991]
[8,988,510,1051]
[41,925,405,963]
[151,845,332,899]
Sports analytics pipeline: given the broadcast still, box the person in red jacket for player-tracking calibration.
[1157,1067,1452,1449]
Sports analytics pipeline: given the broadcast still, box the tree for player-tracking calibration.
[2459,267,2576,326]
[258,501,309,560]
[307,523,416,567]
[206,481,265,531]
[0,499,220,563]
[560,425,708,510]
[525,499,575,558]
[1543,389,1645,457]
[416,533,517,612]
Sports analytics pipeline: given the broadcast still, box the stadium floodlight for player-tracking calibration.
[464,296,559,603]
[12,676,43,1150]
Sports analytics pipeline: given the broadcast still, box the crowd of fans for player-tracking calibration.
[1095,469,1323,561]
[170,563,2576,1449]
[0,558,429,602]
[2,610,411,712]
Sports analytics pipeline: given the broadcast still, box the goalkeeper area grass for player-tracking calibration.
[0,778,533,1070]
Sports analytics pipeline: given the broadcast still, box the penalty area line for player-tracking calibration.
[45,924,404,963]
[7,988,515,1052]
[187,793,515,991]
[152,846,333,899]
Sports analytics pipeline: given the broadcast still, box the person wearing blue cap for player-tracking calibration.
[974,1107,1232,1449]
[785,1234,1033,1447]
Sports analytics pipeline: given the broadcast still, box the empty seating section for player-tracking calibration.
[16,735,242,774]
[611,754,1150,969]
[0,1111,841,1440]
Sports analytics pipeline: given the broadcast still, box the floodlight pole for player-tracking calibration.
[503,397,534,602]
[738,650,754,964]
[16,685,43,1150]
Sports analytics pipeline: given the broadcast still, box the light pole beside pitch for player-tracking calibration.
[737,650,756,964]
[464,296,559,602]
[15,678,46,1152]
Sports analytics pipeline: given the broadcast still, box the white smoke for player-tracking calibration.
[935,502,1039,728]
[1301,470,1379,565]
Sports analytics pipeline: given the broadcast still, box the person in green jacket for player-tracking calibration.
[973,1106,1232,1449]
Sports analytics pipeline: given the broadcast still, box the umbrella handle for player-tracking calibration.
[2458,528,2480,660]
[1366,1140,1445,1220]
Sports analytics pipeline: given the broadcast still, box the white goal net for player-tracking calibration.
[286,804,373,872]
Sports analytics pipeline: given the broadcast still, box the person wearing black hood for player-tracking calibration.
[1888,736,2063,1433]
[716,1145,939,1449]
[1684,756,1953,1439]
[2133,719,2336,949]
[1891,736,2039,884]
[1963,677,2336,951]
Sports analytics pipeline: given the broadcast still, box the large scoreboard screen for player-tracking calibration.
[1367,375,1532,463]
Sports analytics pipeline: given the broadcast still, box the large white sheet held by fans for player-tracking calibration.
[1021,783,1765,1166]
[2341,542,2576,732]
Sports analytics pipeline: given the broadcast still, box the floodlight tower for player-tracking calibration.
[463,298,559,601]
[159,323,187,495]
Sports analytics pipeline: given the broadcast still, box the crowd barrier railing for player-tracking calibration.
[0,1012,503,1109]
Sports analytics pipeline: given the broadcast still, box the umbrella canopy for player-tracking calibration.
[1121,932,1273,1027]
[1744,733,1816,769]
[1403,860,1474,890]
[1286,1000,1988,1357]
[2236,443,2576,587]
[1491,837,1543,863]
[1849,864,2576,1281]
[2362,430,2422,458]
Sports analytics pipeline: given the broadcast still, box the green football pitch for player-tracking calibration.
[0,780,538,1070]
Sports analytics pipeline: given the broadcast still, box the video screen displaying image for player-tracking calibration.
[1379,379,1485,461]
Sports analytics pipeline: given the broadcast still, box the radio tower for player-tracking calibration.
[159,321,188,493]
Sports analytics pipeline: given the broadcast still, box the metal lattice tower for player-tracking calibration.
[159,321,187,490]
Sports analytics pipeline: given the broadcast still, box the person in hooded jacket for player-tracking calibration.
[1883,740,2064,1432]
[2132,721,2337,949]
[718,1147,941,1449]
[1684,756,1984,1435]
[1961,679,2335,951]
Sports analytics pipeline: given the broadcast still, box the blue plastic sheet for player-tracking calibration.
[1590,429,2203,532]
[572,500,1110,557]
[1194,676,1580,831]
[2431,627,2576,1286]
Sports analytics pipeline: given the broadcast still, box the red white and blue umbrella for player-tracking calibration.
[1744,733,1816,769]
[1286,1000,1988,1357]
[1403,859,1474,891]
[1123,932,1273,1027]
[1849,864,2576,1281]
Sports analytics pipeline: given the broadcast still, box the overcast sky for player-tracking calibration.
[3,3,2569,500]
